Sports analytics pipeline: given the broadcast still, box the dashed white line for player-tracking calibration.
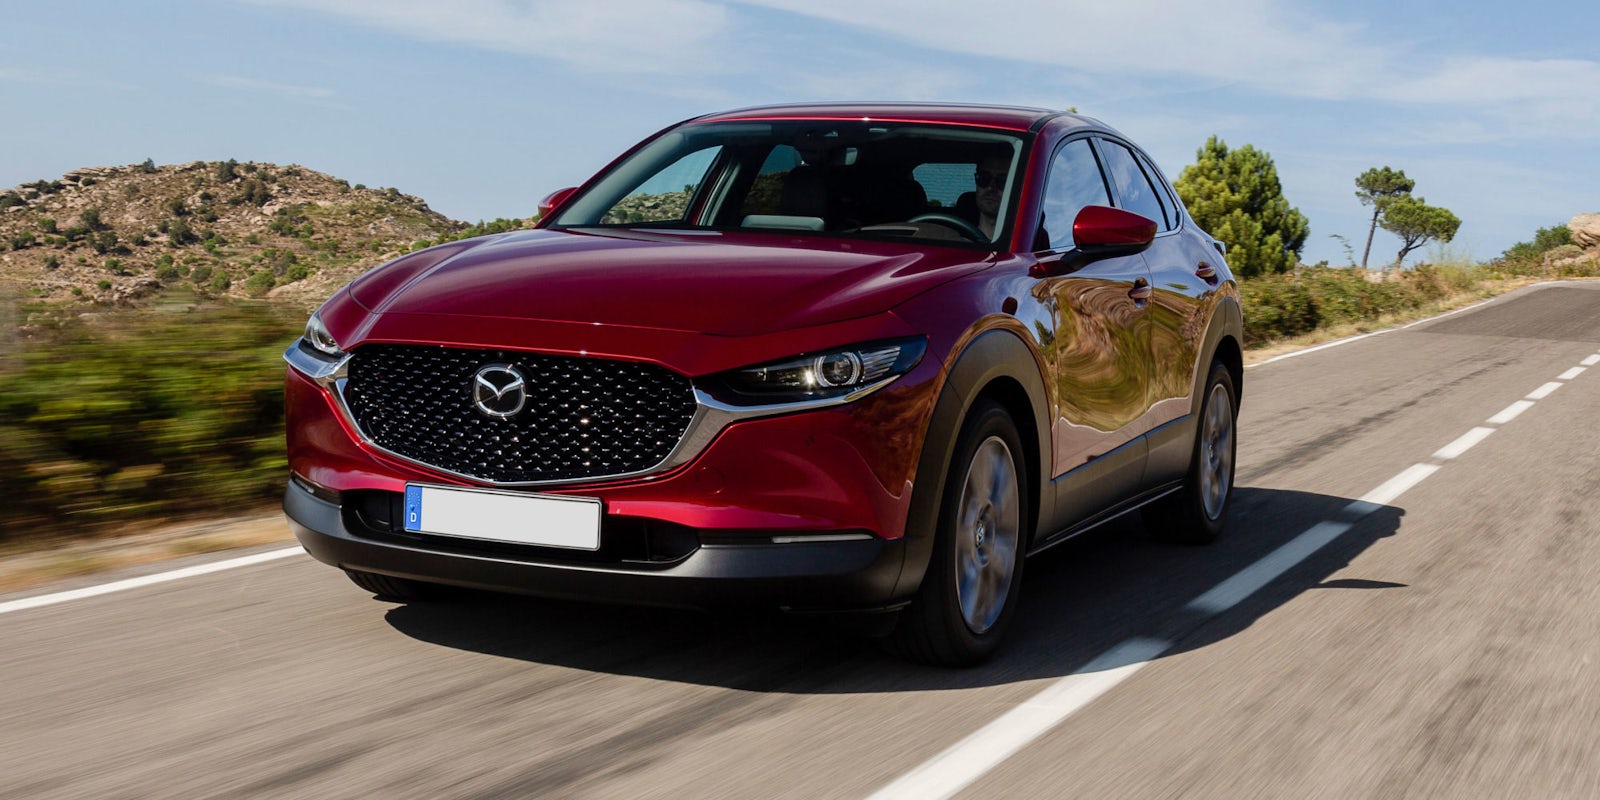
[872,324,1600,798]
[1358,464,1442,507]
[1185,521,1353,615]
[867,638,1168,800]
[1526,381,1564,400]
[1488,400,1536,424]
[0,548,303,616]
[1433,427,1496,460]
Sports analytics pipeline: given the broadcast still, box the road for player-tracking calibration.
[3,281,1598,799]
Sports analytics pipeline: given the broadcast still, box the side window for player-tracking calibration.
[739,145,804,217]
[1137,152,1183,229]
[1039,138,1111,251]
[600,145,722,225]
[1099,141,1170,231]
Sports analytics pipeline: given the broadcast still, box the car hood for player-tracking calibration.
[349,228,993,338]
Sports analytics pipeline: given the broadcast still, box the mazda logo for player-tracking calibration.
[471,364,528,419]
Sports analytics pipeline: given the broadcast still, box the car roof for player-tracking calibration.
[691,102,1090,133]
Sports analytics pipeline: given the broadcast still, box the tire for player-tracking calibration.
[890,400,1029,667]
[344,568,446,601]
[1144,361,1237,545]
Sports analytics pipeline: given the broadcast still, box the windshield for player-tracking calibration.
[549,120,1025,247]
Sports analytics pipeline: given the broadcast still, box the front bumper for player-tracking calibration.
[285,481,912,612]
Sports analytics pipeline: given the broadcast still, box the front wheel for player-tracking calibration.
[890,400,1029,666]
[1144,361,1237,545]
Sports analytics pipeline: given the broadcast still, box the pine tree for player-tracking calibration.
[1354,167,1415,268]
[1174,137,1308,277]
[1380,197,1460,267]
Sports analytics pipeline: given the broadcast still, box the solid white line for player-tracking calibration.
[865,638,1170,800]
[1247,284,1550,371]
[1433,427,1496,460]
[1248,331,1387,368]
[1558,366,1586,381]
[0,547,304,616]
[1488,400,1536,425]
[1582,355,1600,367]
[1526,382,1564,400]
[1184,521,1354,615]
[1358,464,1441,507]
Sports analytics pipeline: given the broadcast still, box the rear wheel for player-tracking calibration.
[890,400,1028,666]
[1145,361,1237,545]
[344,568,446,601]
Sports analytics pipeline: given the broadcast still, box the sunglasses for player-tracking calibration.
[974,171,1007,189]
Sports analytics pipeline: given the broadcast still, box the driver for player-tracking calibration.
[972,150,1012,240]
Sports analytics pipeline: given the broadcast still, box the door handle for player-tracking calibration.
[1195,262,1219,283]
[1128,279,1152,302]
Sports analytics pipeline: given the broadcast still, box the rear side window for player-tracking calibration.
[1039,138,1111,251]
[1099,141,1171,231]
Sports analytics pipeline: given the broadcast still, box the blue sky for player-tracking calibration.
[3,0,1595,267]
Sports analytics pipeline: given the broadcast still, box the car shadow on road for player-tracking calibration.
[382,486,1403,692]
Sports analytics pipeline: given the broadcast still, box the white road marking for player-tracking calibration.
[1433,427,1497,460]
[1488,400,1536,424]
[871,461,1442,799]
[0,547,304,616]
[869,289,1600,797]
[1526,382,1564,400]
[866,638,1170,800]
[1248,283,1578,371]
[1185,521,1353,615]
[1357,464,1441,507]
[1558,366,1586,381]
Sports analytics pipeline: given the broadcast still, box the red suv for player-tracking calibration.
[283,103,1242,665]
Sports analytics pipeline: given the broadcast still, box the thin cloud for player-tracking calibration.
[207,75,336,99]
[240,0,733,75]
[735,0,1600,136]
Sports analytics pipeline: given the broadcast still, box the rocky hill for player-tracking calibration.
[0,159,524,310]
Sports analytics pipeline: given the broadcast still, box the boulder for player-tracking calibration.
[1571,213,1600,249]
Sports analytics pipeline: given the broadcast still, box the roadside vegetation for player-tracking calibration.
[0,154,1595,550]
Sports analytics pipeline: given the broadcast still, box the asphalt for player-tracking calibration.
[2,281,1597,799]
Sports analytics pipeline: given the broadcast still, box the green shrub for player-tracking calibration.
[96,279,112,290]
[38,218,57,234]
[208,272,231,292]
[189,264,214,283]
[0,302,301,541]
[243,270,276,296]
[79,207,105,231]
[138,158,157,174]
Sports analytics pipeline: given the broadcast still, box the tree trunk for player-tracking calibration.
[1361,208,1379,269]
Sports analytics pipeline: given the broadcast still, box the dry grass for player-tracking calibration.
[0,510,292,594]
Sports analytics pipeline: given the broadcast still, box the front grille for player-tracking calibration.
[342,344,698,484]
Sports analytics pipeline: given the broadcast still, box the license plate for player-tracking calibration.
[403,484,601,550]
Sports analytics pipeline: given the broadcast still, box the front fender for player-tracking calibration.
[891,328,1050,599]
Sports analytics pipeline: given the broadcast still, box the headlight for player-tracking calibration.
[303,312,344,357]
[707,338,926,405]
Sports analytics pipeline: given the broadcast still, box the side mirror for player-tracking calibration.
[537,187,578,220]
[1031,205,1157,277]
